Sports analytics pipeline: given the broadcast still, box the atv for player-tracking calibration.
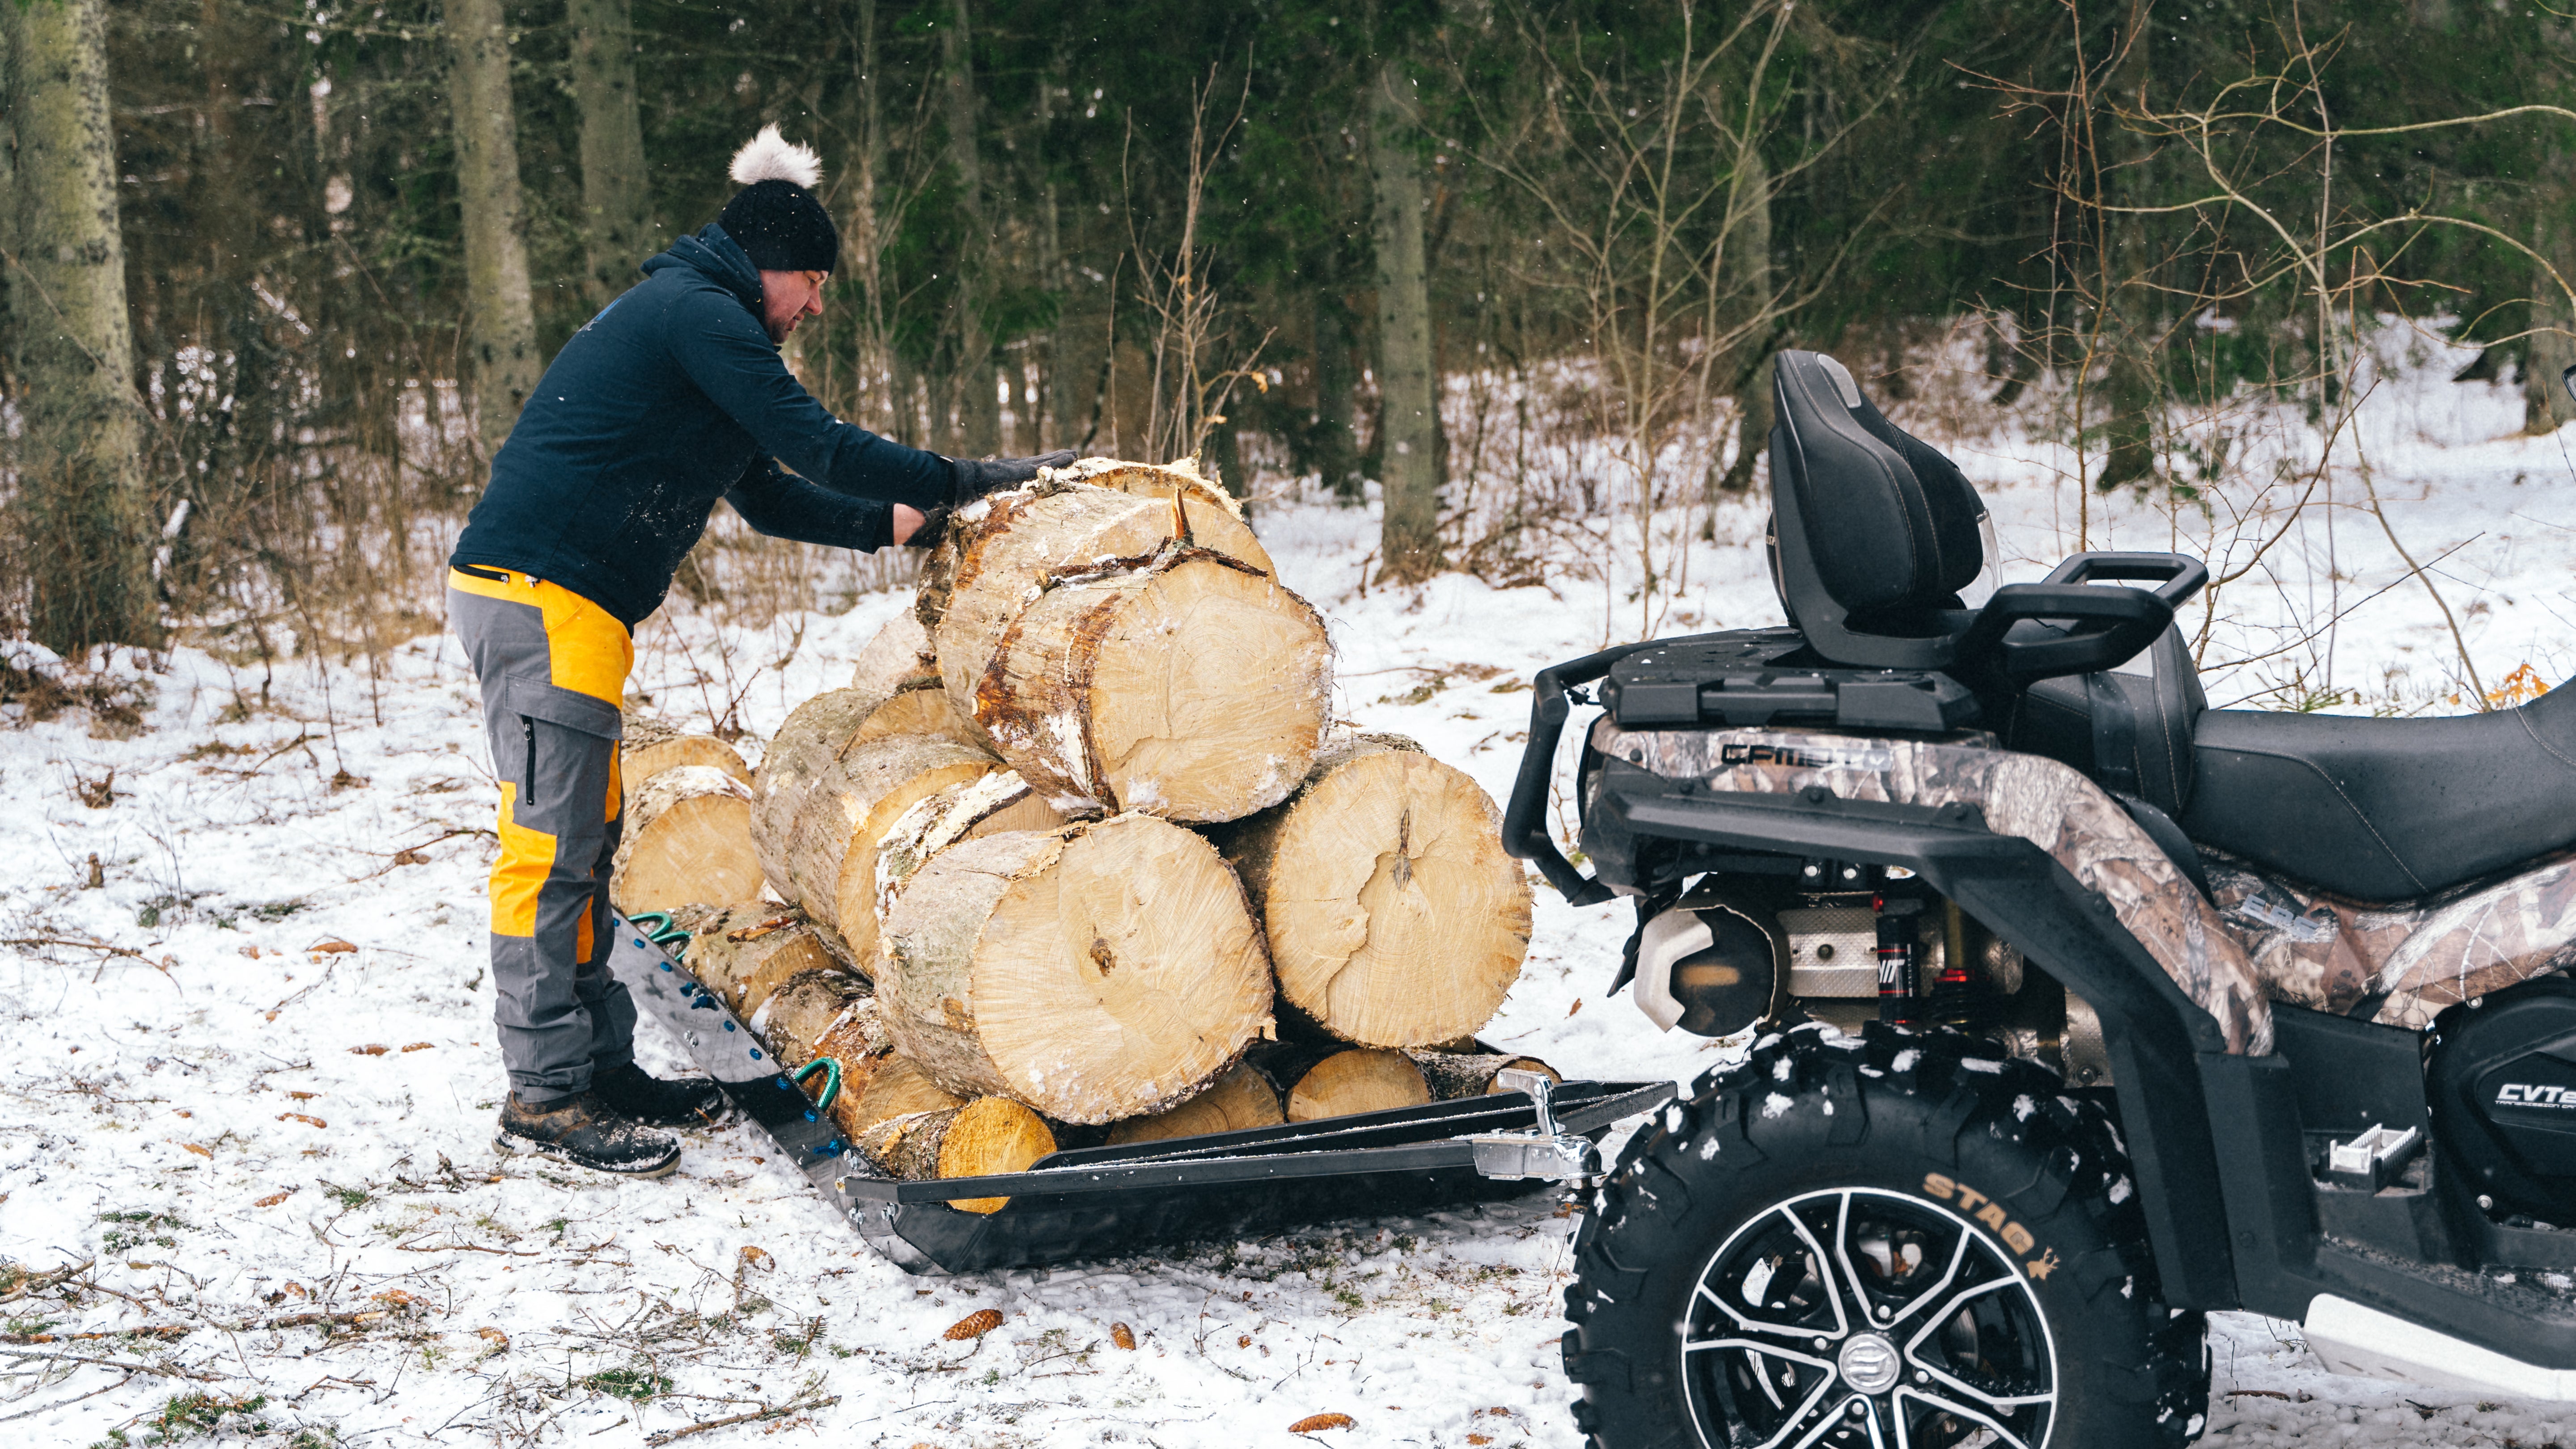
[1508,350,2576,1447]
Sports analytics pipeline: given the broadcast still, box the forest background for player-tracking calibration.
[1,0,2572,674]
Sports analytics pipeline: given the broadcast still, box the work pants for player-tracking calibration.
[447,565,638,1100]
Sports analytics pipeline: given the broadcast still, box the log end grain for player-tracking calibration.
[610,766,761,916]
[1284,1048,1431,1122]
[849,609,939,697]
[1103,1061,1284,1145]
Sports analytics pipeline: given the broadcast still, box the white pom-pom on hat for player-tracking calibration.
[729,124,823,190]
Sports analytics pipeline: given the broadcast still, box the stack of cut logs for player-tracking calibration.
[609,459,1546,1212]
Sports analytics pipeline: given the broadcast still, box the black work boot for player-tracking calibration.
[495,1092,680,1177]
[588,1062,729,1128]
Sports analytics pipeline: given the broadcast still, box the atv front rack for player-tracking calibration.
[607,918,1673,1274]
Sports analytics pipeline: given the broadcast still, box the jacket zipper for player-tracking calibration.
[521,716,538,809]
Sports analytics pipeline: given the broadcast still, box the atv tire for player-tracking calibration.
[1561,1022,2209,1448]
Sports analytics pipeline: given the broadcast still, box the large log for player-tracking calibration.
[1209,734,1531,1047]
[1103,1061,1284,1145]
[610,766,762,914]
[620,720,750,815]
[1047,457,1275,576]
[751,688,885,906]
[877,813,1274,1124]
[963,546,1330,822]
[854,1098,1057,1214]
[915,464,1272,633]
[857,769,1066,938]
[667,901,843,1014]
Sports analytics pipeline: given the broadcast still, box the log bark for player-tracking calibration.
[610,766,761,914]
[877,814,1274,1124]
[1408,1050,1560,1101]
[621,722,750,815]
[1208,734,1531,1047]
[918,472,1271,640]
[752,687,888,904]
[1046,458,1275,575]
[855,1098,1056,1214]
[857,769,1066,942]
[723,967,965,1140]
[1284,1048,1429,1122]
[966,546,1330,822]
[667,902,844,1014]
[1104,1062,1283,1145]
[849,610,939,697]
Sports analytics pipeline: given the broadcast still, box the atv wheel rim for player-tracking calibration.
[1680,1186,2057,1449]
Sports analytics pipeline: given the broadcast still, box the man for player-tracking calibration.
[447,125,1070,1176]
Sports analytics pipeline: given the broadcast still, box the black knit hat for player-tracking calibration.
[717,127,838,274]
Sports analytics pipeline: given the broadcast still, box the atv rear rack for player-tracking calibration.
[608,918,1674,1274]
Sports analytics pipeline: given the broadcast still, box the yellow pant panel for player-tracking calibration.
[491,782,559,938]
[445,567,633,710]
[605,747,622,825]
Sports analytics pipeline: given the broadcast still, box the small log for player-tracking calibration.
[750,984,967,1140]
[1104,1062,1284,1146]
[1408,1050,1561,1101]
[666,901,844,1013]
[610,766,762,915]
[849,609,938,697]
[854,1098,1057,1215]
[848,682,990,755]
[1283,1048,1430,1122]
[620,720,751,815]
[745,968,866,1068]
[966,547,1330,822]
[1208,734,1531,1047]
[877,813,1274,1124]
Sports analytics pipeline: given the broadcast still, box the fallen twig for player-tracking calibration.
[644,1394,840,1446]
[0,1258,92,1304]
[3,1325,192,1343]
[0,1345,220,1381]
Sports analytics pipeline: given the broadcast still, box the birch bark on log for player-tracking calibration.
[752,688,887,903]
[858,769,1065,945]
[610,766,761,914]
[876,814,1273,1124]
[778,735,995,963]
[966,547,1329,822]
[1208,735,1531,1047]
[667,902,843,1014]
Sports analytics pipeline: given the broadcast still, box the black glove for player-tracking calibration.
[902,504,954,550]
[946,449,1078,507]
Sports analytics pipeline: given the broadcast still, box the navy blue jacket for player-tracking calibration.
[451,226,950,626]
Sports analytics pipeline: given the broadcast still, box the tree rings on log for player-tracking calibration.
[1045,456,1275,576]
[610,765,761,915]
[619,721,750,815]
[1282,1047,1431,1122]
[1103,1061,1284,1145]
[969,547,1330,822]
[1409,1050,1561,1101]
[855,1098,1057,1214]
[877,813,1274,1124]
[1211,734,1531,1046]
[668,901,845,1011]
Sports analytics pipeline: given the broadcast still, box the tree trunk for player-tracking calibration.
[1283,1047,1429,1121]
[568,0,655,309]
[1716,144,1775,497]
[854,1098,1055,1213]
[941,0,998,458]
[1409,1050,1559,1101]
[1313,281,1362,503]
[669,901,846,1015]
[2093,0,2159,490]
[2527,138,2576,434]
[619,722,750,816]
[3,0,156,652]
[876,814,1274,1124]
[610,765,762,914]
[1206,733,1530,1047]
[965,545,1330,822]
[1104,1061,1283,1145]
[1368,59,1441,583]
[846,0,893,434]
[446,0,541,459]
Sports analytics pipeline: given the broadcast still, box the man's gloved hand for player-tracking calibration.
[946,449,1077,508]
[898,503,953,550]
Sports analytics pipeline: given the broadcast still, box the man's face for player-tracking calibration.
[758,269,827,343]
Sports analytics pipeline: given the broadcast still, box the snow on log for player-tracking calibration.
[1207,734,1532,1048]
[619,719,751,815]
[960,545,1330,822]
[1043,456,1275,577]
[775,734,996,966]
[875,813,1274,1124]
[854,1098,1058,1214]
[1102,1061,1284,1145]
[610,765,761,914]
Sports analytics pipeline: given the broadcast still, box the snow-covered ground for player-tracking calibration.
[9,342,2576,1445]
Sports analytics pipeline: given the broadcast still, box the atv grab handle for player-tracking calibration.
[1955,551,2207,686]
[1503,642,1646,908]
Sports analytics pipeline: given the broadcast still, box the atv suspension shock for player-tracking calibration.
[1874,889,1927,1024]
